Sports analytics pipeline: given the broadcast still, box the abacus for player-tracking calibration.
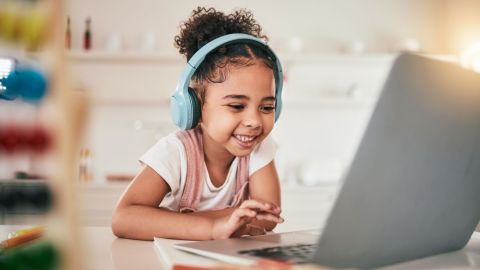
[0,0,87,269]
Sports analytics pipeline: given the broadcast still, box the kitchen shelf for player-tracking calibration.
[283,95,378,108]
[67,50,396,63]
[68,50,183,62]
[67,50,456,65]
[280,52,458,65]
[91,97,170,106]
[279,52,397,64]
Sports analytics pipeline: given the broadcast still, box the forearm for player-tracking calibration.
[186,207,235,219]
[190,208,278,233]
[111,205,214,241]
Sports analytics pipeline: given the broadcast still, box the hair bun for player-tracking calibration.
[174,7,267,60]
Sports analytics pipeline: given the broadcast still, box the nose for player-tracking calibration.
[242,109,262,129]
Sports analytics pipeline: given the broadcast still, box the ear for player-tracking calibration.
[191,84,206,107]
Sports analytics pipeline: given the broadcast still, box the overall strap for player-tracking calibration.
[177,127,204,213]
[176,127,250,213]
[229,155,250,208]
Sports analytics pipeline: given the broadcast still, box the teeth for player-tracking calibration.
[234,135,255,142]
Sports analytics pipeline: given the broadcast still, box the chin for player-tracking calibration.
[227,145,256,158]
[234,151,253,158]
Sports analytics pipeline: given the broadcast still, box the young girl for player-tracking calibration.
[112,7,284,241]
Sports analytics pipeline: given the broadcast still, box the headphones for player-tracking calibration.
[170,33,283,130]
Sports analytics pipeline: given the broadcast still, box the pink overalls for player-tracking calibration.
[176,127,250,213]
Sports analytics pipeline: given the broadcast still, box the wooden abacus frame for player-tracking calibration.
[47,0,88,269]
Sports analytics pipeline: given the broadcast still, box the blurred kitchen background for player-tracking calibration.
[62,0,480,230]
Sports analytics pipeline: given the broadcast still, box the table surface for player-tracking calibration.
[2,225,480,270]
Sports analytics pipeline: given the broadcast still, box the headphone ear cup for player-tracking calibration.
[170,91,185,129]
[274,93,282,122]
[187,87,201,128]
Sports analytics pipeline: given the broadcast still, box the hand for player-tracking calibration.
[211,200,284,240]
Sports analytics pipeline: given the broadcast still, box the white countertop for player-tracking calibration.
[2,225,480,270]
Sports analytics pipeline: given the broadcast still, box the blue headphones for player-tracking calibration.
[170,33,283,130]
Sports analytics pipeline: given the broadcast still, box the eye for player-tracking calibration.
[260,105,276,113]
[227,104,245,111]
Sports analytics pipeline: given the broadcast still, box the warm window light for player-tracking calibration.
[460,43,480,73]
[472,59,480,73]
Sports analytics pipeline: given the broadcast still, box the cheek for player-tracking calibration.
[201,107,237,137]
[262,116,275,133]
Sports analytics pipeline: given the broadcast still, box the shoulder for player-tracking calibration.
[141,132,184,160]
[138,131,186,191]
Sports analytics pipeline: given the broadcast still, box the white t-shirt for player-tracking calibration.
[139,132,277,211]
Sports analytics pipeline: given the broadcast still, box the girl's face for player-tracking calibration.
[200,60,276,158]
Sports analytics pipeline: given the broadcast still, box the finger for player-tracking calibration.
[258,202,281,214]
[232,208,257,223]
[269,204,281,214]
[239,200,266,209]
[261,202,281,214]
[240,200,281,214]
[255,213,284,223]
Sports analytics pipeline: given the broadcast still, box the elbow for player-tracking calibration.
[111,209,127,238]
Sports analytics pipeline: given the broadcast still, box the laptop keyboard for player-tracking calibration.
[238,243,316,264]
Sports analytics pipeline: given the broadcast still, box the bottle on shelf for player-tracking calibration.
[65,16,71,49]
[78,148,92,183]
[83,17,91,50]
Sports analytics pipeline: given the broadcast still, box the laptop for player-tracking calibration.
[174,53,480,269]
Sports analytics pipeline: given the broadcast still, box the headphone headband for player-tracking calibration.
[171,33,283,130]
[189,34,277,68]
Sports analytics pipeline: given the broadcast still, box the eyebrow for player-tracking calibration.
[223,95,276,102]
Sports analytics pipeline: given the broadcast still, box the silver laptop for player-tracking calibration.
[175,53,480,269]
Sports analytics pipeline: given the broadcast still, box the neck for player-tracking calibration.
[200,127,235,170]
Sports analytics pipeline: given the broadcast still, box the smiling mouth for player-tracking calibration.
[233,134,258,148]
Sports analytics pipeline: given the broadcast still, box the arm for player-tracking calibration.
[112,165,215,240]
[247,160,282,232]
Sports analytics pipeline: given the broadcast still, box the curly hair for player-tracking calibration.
[174,7,275,99]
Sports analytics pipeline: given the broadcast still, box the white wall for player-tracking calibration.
[66,0,446,54]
